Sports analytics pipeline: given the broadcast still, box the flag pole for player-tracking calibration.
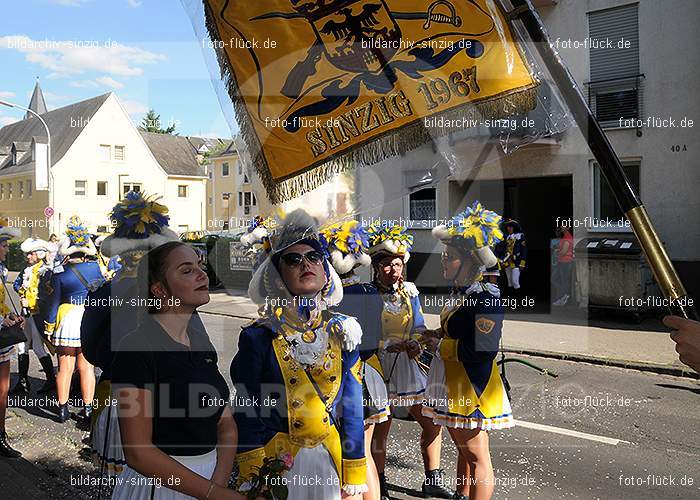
[506,0,697,320]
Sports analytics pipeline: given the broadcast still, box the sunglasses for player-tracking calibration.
[280,250,324,267]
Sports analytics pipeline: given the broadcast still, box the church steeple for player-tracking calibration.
[25,78,47,119]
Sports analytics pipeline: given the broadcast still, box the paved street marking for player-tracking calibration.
[515,419,631,445]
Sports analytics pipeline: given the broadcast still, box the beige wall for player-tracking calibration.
[0,172,49,239]
[206,151,275,231]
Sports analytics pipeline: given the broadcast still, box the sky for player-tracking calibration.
[0,0,237,138]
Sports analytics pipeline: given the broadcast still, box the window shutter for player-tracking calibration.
[588,4,639,81]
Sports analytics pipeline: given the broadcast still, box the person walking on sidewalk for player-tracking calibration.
[42,217,104,425]
[367,223,453,500]
[552,224,574,306]
[502,219,527,297]
[11,238,57,395]
[0,218,25,458]
[424,202,515,500]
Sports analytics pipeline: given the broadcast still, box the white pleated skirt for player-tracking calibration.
[379,351,427,407]
[91,403,126,477]
[0,344,14,363]
[363,362,390,424]
[111,450,217,499]
[422,357,514,430]
[285,444,340,500]
[53,305,85,348]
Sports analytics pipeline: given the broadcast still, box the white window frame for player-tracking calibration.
[222,162,229,177]
[99,144,111,162]
[97,181,108,197]
[114,145,126,161]
[178,185,188,198]
[123,183,142,196]
[589,159,640,233]
[74,179,88,197]
[403,187,437,228]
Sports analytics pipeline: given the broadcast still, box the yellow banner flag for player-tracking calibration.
[203,0,538,202]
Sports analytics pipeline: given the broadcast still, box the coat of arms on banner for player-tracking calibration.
[203,0,538,202]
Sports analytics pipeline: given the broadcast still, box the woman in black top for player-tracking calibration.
[111,242,242,500]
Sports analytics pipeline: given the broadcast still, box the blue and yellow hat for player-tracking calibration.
[319,220,371,275]
[59,216,97,256]
[432,201,503,268]
[367,223,414,263]
[100,191,179,257]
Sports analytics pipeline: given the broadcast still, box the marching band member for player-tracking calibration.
[111,241,239,500]
[320,220,388,500]
[501,219,527,297]
[42,216,104,425]
[367,224,452,499]
[11,238,57,395]
[94,234,120,281]
[81,192,182,477]
[231,209,367,500]
[424,202,515,500]
[0,218,24,458]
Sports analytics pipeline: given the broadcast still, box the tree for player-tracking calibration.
[138,109,177,134]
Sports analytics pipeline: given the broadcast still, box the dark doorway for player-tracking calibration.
[470,175,573,309]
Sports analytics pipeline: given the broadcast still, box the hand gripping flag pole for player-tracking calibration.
[506,0,698,321]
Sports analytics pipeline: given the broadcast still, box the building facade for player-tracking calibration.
[358,0,700,304]
[206,140,265,232]
[0,84,213,238]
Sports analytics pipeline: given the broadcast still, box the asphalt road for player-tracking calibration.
[4,312,699,499]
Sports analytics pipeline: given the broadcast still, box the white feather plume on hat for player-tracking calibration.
[59,216,97,257]
[100,192,179,258]
[247,209,343,308]
[20,238,55,255]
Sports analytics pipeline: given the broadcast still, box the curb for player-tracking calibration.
[200,309,699,379]
[502,348,699,379]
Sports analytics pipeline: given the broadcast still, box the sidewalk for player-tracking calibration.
[200,290,697,379]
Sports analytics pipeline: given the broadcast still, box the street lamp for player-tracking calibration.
[0,99,54,235]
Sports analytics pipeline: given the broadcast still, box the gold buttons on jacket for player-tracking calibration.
[293,419,304,429]
[292,399,303,409]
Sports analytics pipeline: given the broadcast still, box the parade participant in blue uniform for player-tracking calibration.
[502,219,527,296]
[94,234,120,281]
[111,241,239,500]
[11,238,57,395]
[320,220,388,500]
[232,209,367,500]
[42,216,105,424]
[367,224,452,499]
[0,218,24,458]
[81,192,181,477]
[425,202,515,500]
